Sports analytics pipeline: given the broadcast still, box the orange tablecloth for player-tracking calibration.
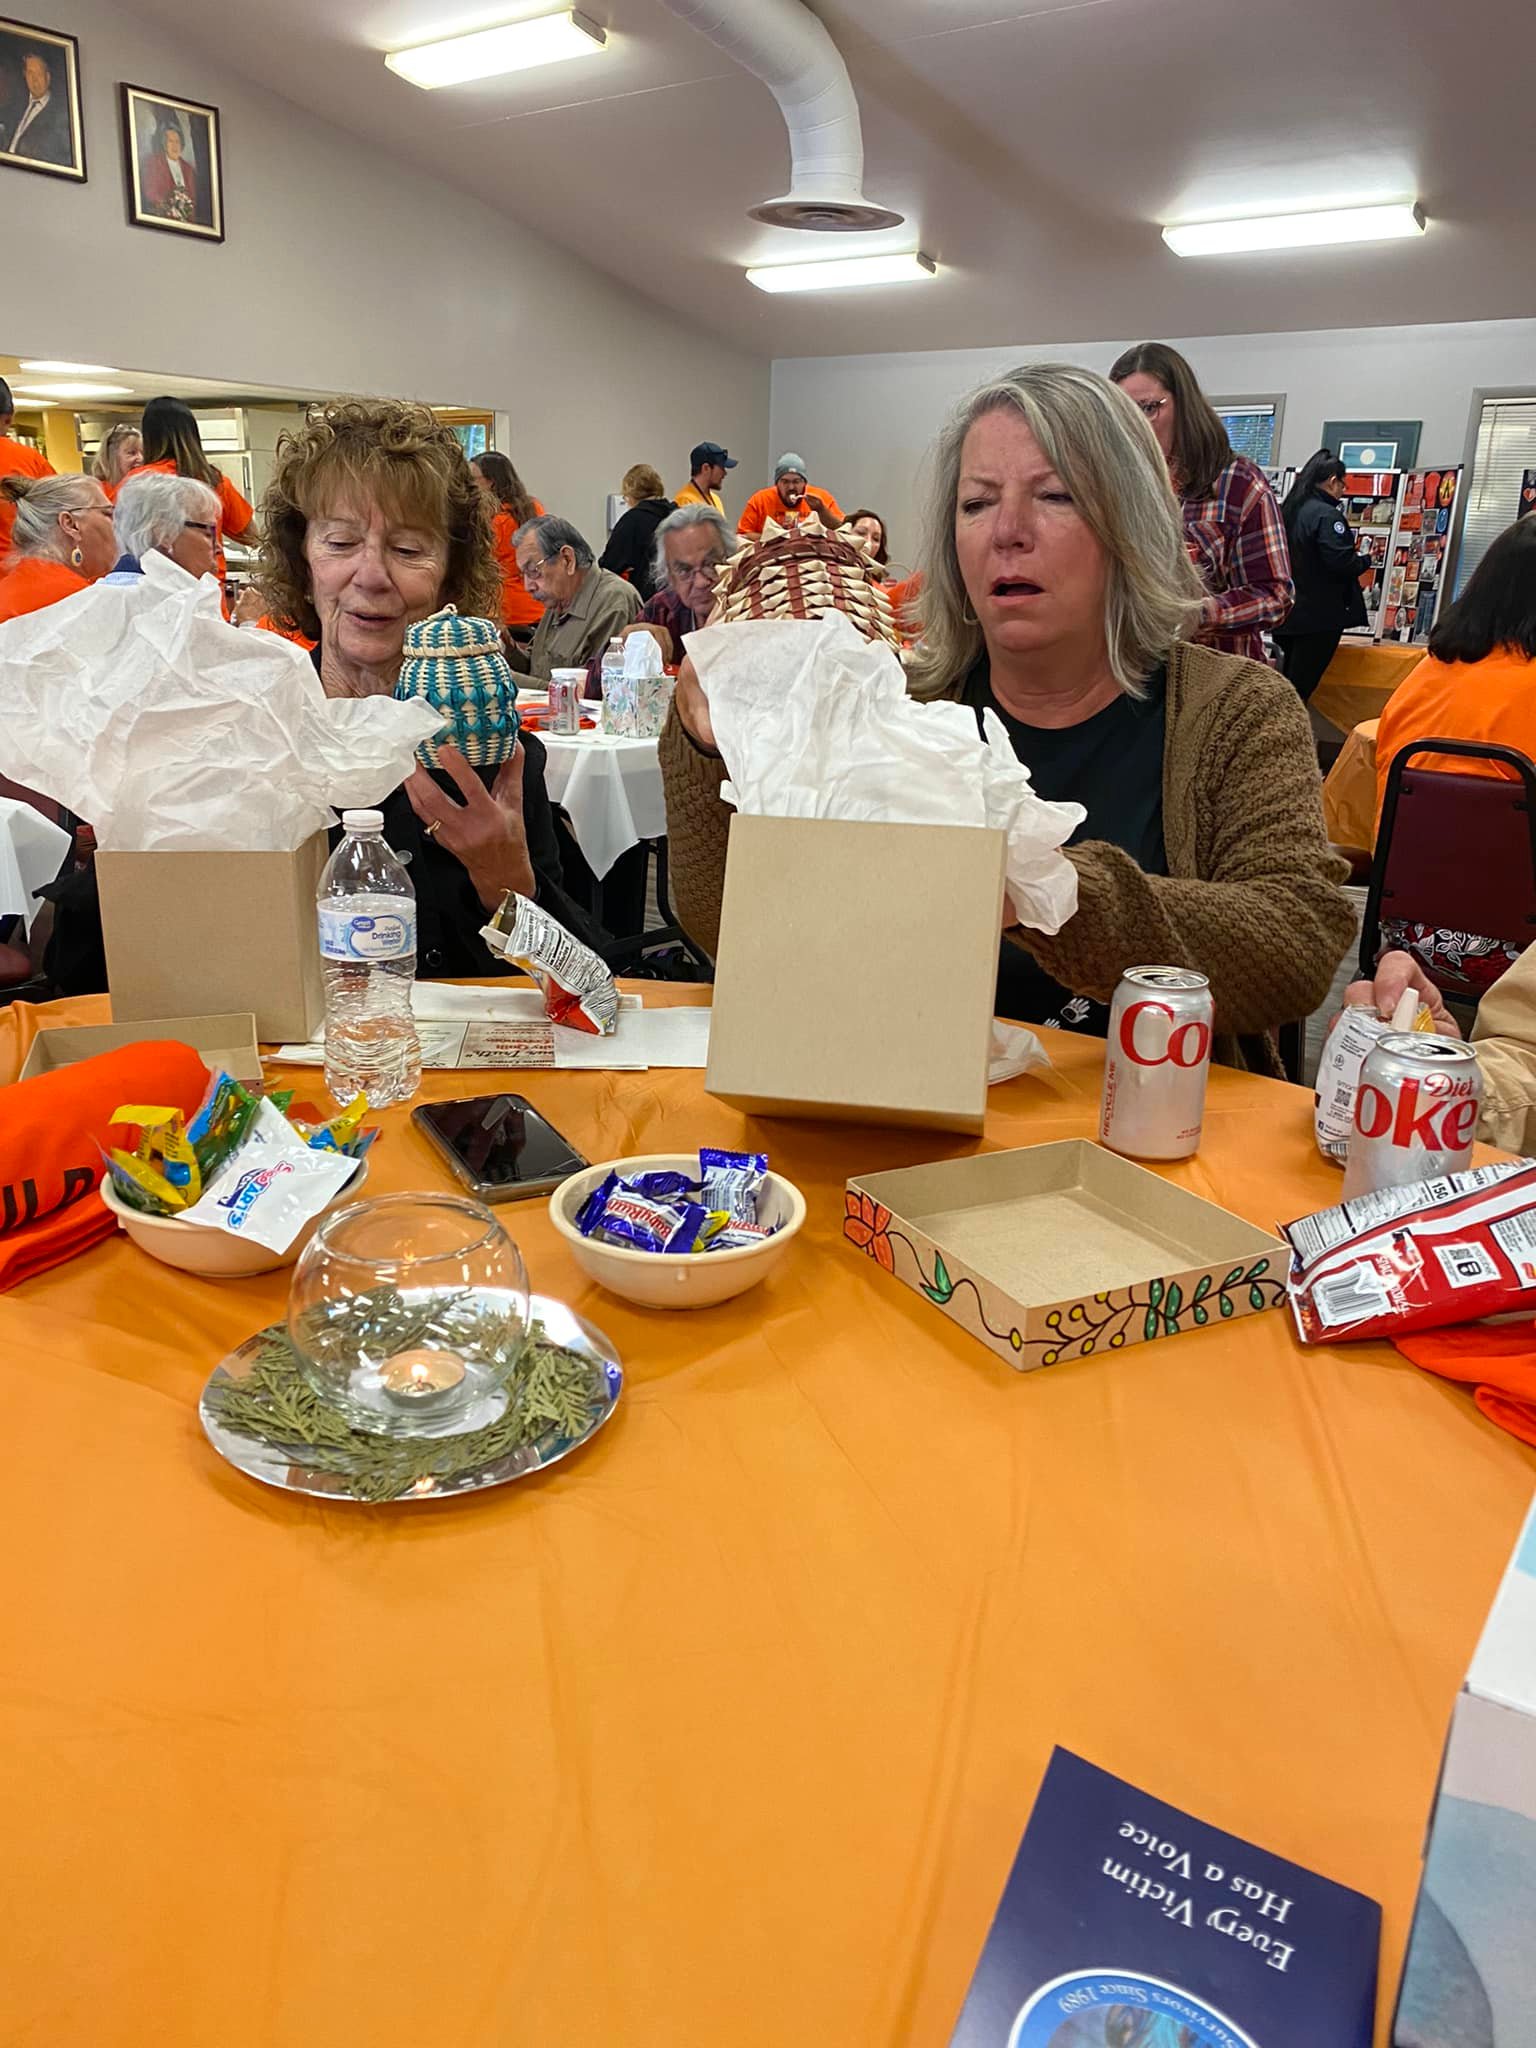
[1312,640,1424,735]
[1,989,1532,2048]
[1323,716,1381,850]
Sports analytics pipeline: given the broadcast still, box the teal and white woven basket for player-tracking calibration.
[395,606,521,770]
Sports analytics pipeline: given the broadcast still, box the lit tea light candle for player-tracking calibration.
[378,1347,467,1405]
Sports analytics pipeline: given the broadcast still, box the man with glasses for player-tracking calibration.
[582,504,731,690]
[110,471,223,581]
[512,512,640,682]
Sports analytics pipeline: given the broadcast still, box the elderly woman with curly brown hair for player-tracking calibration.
[661,363,1354,1072]
[258,397,598,976]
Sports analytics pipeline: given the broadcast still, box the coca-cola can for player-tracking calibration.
[548,668,584,736]
[1099,966,1214,1161]
[1342,1032,1482,1199]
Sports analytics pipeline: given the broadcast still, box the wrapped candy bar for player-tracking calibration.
[106,1105,201,1213]
[1283,1160,1536,1343]
[576,1172,709,1254]
[699,1147,767,1224]
[180,1101,361,1254]
[479,894,620,1036]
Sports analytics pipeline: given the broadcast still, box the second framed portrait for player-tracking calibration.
[121,82,223,240]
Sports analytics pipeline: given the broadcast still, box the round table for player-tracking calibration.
[538,729,665,879]
[1322,716,1381,851]
[1311,641,1425,736]
[1,988,1531,2048]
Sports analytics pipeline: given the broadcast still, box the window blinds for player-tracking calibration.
[1457,395,1536,594]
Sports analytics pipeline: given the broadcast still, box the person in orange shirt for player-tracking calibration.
[0,473,117,622]
[1375,516,1536,819]
[92,422,144,496]
[470,451,545,631]
[737,453,843,539]
[135,394,253,584]
[0,377,55,562]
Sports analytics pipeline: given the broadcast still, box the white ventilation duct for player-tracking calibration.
[656,0,903,232]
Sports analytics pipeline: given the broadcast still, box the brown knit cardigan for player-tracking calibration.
[657,641,1356,1071]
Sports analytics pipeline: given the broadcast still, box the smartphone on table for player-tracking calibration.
[411,1094,590,1203]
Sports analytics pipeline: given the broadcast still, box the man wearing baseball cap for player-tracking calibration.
[736,453,844,540]
[675,441,736,517]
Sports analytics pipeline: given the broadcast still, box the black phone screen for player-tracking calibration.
[414,1095,589,1194]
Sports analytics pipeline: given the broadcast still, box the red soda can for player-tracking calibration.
[548,668,583,736]
[1341,1032,1482,1199]
[1099,967,1214,1160]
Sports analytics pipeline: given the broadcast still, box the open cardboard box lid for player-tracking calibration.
[847,1138,1288,1370]
[18,1012,263,1084]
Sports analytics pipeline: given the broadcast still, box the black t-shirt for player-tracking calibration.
[962,659,1168,1032]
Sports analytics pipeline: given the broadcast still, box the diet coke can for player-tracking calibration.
[1342,1032,1482,1199]
[1099,967,1214,1160]
[548,667,584,736]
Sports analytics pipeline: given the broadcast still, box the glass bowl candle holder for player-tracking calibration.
[287,1192,530,1438]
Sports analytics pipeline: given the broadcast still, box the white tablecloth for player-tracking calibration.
[0,797,69,926]
[538,732,665,878]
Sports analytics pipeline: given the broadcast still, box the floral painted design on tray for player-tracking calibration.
[842,1191,1285,1365]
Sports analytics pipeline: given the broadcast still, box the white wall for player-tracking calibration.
[771,319,1536,565]
[4,0,769,544]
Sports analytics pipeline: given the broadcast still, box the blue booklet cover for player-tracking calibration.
[949,1749,1379,2048]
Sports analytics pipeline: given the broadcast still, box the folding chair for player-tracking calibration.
[1359,737,1536,1017]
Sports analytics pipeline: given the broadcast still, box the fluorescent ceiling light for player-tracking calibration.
[746,251,937,294]
[12,381,135,400]
[386,9,605,88]
[1162,203,1425,257]
[17,359,122,375]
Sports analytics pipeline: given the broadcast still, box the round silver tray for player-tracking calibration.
[199,1294,622,1503]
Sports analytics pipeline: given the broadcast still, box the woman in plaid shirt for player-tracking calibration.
[1111,342,1292,665]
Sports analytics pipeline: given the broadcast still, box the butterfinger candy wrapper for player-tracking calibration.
[180,1100,359,1253]
[699,1146,767,1224]
[479,893,620,1036]
[1314,994,1436,1163]
[575,1171,708,1254]
[1283,1159,1536,1343]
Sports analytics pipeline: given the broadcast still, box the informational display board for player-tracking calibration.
[1338,470,1402,638]
[1380,466,1461,644]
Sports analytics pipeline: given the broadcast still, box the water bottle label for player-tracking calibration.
[319,905,417,962]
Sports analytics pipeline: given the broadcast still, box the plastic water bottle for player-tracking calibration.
[599,635,634,736]
[317,809,421,1109]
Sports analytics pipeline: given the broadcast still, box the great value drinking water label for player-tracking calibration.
[318,904,417,963]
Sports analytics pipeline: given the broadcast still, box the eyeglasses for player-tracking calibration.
[1134,397,1170,421]
[183,520,218,538]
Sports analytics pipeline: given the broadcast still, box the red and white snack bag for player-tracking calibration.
[478,893,619,1035]
[1283,1160,1536,1343]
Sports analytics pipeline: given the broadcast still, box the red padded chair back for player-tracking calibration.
[1361,738,1536,1005]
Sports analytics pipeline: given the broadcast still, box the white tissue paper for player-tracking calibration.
[687,610,1084,934]
[0,552,443,851]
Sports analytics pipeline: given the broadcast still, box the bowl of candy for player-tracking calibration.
[549,1147,805,1309]
[99,1073,376,1279]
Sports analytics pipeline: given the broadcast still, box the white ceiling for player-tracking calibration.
[121,0,1536,359]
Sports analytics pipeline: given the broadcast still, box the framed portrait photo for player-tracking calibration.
[0,16,85,182]
[120,81,223,240]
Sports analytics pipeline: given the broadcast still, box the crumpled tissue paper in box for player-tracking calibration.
[687,608,1084,934]
[0,551,443,851]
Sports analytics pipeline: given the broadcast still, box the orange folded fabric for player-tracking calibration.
[0,1040,210,1291]
[1395,1322,1536,1448]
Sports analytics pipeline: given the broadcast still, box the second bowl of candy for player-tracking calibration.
[548,1150,805,1309]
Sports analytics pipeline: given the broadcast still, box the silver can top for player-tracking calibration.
[1123,966,1210,993]
[1374,1032,1479,1067]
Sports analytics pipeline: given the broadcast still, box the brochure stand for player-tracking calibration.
[1378,465,1461,644]
[1338,469,1403,641]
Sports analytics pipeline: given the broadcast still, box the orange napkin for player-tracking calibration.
[0,1040,210,1290]
[1395,1323,1536,1448]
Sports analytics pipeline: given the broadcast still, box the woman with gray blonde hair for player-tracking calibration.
[661,361,1353,1069]
[0,471,118,623]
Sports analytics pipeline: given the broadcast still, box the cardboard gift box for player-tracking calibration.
[97,836,327,1044]
[706,814,1006,1134]
[1393,1492,1536,2043]
[845,1139,1288,1369]
[17,1012,262,1085]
